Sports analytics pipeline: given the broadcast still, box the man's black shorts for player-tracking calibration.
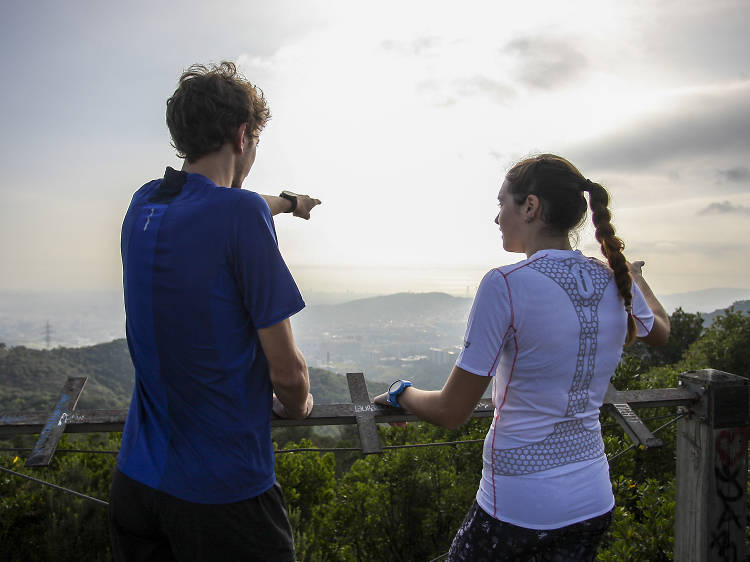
[109,469,295,562]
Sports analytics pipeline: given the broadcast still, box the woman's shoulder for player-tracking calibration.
[491,251,614,282]
[491,253,549,277]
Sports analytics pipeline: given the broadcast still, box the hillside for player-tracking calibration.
[659,288,750,314]
[0,340,133,411]
[293,291,472,330]
[700,299,750,326]
[0,339,383,414]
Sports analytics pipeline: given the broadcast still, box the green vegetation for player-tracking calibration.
[1,308,749,560]
[0,340,134,411]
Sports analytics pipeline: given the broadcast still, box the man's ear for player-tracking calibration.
[234,123,249,154]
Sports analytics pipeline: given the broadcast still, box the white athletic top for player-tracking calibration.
[456,249,654,529]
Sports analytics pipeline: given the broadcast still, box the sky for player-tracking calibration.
[1,0,748,298]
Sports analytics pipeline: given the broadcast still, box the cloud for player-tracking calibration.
[503,37,587,90]
[717,166,750,183]
[571,81,750,171]
[381,37,442,56]
[415,74,515,107]
[453,75,515,103]
[698,201,750,215]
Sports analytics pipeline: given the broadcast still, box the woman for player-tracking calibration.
[374,154,670,561]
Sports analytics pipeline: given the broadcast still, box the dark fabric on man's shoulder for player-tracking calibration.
[148,167,188,203]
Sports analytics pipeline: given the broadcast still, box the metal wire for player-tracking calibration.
[606,412,686,464]
[651,412,686,435]
[276,446,361,454]
[601,412,682,432]
[0,464,109,507]
[275,439,485,455]
[0,413,686,510]
[0,447,119,455]
[607,443,637,463]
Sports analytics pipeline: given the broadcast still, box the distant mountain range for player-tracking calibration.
[1,287,749,349]
[293,292,472,332]
[699,300,750,326]
[659,288,750,314]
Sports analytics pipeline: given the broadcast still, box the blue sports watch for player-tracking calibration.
[387,379,413,408]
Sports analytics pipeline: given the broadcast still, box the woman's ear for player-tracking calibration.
[524,194,541,221]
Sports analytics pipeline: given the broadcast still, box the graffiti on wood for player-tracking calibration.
[710,427,749,561]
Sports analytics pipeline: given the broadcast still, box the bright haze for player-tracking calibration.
[1,0,748,298]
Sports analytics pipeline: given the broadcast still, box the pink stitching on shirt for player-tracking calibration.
[489,267,521,518]
[633,314,649,333]
[500,253,547,276]
[491,327,518,518]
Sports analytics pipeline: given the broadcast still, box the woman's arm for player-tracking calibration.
[630,260,670,346]
[373,365,491,430]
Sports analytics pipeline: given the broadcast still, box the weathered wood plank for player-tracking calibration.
[606,387,698,409]
[25,377,87,467]
[603,384,663,448]
[346,372,382,454]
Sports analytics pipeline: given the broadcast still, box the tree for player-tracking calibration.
[684,309,750,378]
[623,308,704,369]
[0,434,117,561]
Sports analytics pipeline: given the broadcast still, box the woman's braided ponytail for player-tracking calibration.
[583,180,637,345]
[506,154,638,346]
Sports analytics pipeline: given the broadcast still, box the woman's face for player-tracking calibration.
[495,179,526,253]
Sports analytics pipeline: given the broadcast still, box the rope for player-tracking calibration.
[428,552,449,562]
[0,464,109,507]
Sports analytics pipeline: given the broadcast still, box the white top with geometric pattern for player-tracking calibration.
[456,249,654,529]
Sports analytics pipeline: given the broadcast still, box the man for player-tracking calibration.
[109,61,319,561]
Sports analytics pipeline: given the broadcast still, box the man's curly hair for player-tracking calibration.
[166,61,270,163]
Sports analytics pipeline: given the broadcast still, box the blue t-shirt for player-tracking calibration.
[118,168,305,504]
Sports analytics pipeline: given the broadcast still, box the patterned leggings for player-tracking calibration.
[447,501,612,562]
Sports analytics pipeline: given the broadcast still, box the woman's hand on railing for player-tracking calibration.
[373,393,408,428]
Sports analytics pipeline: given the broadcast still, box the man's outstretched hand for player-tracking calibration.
[293,195,321,220]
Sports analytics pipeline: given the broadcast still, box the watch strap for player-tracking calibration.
[279,190,298,213]
[387,379,413,408]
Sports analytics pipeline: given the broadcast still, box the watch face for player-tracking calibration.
[389,380,403,394]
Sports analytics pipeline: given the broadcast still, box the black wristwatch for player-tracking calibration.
[387,379,413,408]
[279,190,298,213]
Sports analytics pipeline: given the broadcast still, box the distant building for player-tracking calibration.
[428,347,458,365]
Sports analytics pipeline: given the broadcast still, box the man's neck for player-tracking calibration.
[181,147,236,188]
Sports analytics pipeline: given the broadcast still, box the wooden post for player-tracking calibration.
[25,377,87,467]
[346,372,383,455]
[675,369,749,562]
